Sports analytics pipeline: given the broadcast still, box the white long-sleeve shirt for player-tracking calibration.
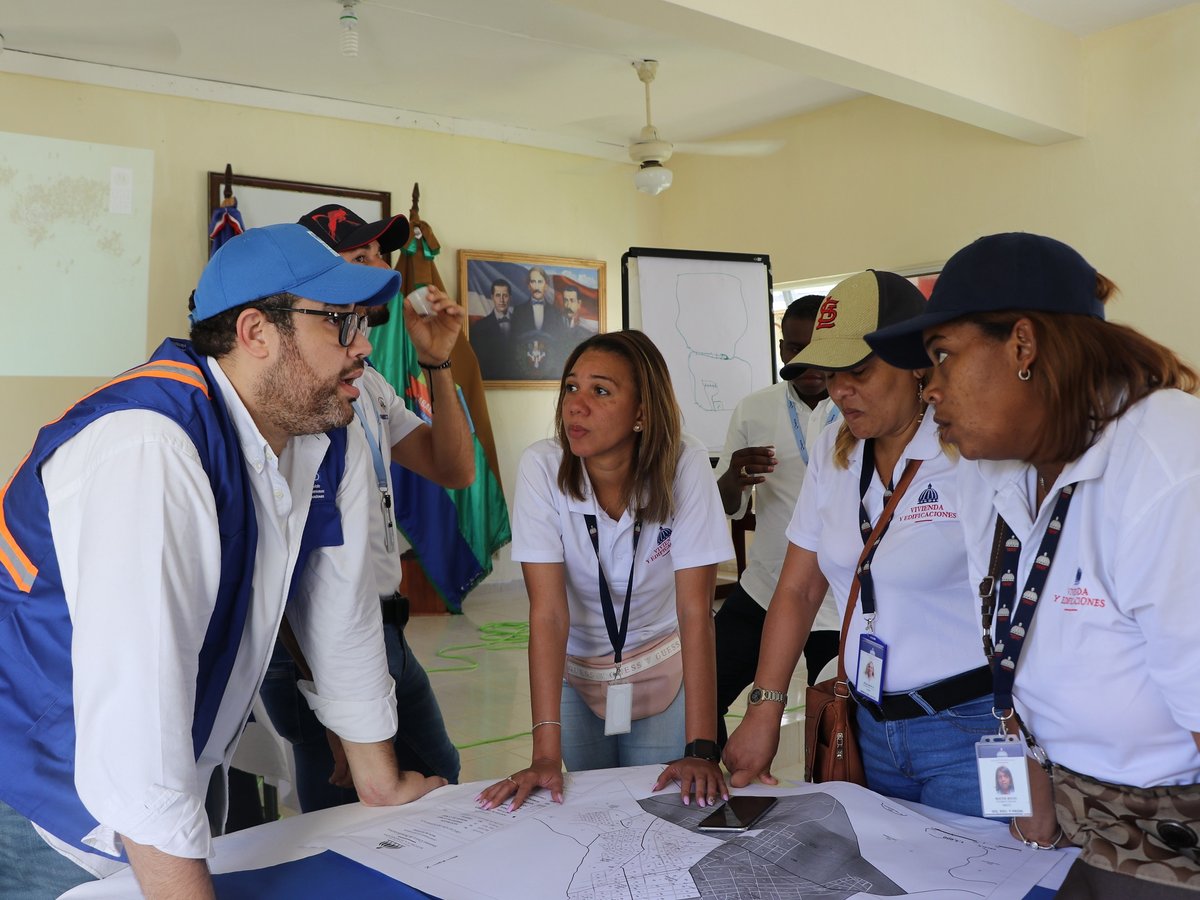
[40,357,396,872]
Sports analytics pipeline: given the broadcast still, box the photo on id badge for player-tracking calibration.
[856,635,886,703]
[976,735,1033,818]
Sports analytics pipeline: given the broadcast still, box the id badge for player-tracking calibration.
[856,634,887,703]
[605,682,633,735]
[976,733,1033,817]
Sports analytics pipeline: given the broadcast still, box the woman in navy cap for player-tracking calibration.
[867,233,1200,898]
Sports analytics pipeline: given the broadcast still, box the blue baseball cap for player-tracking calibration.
[865,232,1103,370]
[191,223,401,322]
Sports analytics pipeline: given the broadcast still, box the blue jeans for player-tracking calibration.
[855,695,995,818]
[0,800,98,898]
[258,621,460,812]
[560,680,687,771]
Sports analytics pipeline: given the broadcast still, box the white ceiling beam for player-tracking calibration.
[560,0,1086,144]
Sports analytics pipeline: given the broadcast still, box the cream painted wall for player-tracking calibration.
[5,3,1199,591]
[661,5,1200,365]
[0,71,661,584]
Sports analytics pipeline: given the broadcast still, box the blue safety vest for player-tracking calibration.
[0,338,345,860]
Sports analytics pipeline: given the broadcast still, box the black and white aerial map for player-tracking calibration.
[328,766,1066,900]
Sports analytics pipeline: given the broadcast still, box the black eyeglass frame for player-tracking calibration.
[259,305,368,347]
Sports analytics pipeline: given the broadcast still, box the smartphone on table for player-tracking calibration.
[697,796,777,832]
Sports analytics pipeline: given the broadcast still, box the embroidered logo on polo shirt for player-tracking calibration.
[1051,568,1108,612]
[898,483,957,523]
[646,526,672,563]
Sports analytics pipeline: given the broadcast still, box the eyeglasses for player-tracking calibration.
[261,306,370,347]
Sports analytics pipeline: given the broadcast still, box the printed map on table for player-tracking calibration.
[325,766,1063,900]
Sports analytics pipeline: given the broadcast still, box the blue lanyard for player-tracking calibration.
[784,391,839,466]
[352,396,396,554]
[582,514,642,664]
[989,484,1078,711]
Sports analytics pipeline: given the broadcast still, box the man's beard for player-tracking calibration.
[256,332,358,438]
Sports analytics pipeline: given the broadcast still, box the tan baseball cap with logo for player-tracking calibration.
[779,270,928,376]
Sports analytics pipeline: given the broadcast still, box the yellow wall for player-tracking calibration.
[0,71,660,582]
[663,5,1200,363]
[4,4,1200,586]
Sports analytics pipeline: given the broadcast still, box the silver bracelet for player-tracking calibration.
[1011,818,1063,850]
[532,720,562,731]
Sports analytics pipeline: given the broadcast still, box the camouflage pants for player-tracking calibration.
[1053,762,1200,893]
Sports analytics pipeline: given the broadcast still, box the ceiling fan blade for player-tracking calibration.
[673,139,786,158]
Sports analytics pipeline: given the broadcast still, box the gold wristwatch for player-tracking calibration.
[748,685,788,706]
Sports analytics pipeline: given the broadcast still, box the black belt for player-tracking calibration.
[854,665,992,721]
[380,592,410,631]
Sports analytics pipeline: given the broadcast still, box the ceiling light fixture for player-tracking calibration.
[634,160,673,196]
[340,1,360,57]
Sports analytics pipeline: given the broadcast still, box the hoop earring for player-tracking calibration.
[1018,368,1032,382]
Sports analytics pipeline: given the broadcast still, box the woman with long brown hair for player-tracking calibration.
[868,232,1200,898]
[477,330,733,812]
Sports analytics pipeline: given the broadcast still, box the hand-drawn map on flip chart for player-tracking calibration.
[325,766,1065,900]
[626,252,774,453]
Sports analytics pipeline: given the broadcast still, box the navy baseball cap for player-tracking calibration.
[865,232,1104,370]
[191,224,401,322]
[299,203,411,254]
[779,270,928,378]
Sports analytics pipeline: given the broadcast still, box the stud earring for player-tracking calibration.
[1018,368,1032,382]
[633,423,642,432]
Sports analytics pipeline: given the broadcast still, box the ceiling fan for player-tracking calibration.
[628,59,783,195]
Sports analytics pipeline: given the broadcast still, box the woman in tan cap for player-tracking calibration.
[724,270,994,817]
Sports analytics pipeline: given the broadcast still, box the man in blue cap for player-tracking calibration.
[0,224,445,899]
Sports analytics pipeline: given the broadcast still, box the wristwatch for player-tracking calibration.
[683,739,721,762]
[748,685,788,706]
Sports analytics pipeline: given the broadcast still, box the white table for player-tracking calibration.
[62,771,1077,899]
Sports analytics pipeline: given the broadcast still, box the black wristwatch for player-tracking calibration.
[683,739,721,762]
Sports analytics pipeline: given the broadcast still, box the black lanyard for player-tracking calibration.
[583,514,643,664]
[856,440,900,617]
[986,483,1078,711]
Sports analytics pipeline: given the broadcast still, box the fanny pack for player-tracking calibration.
[565,631,682,721]
[1052,762,1200,889]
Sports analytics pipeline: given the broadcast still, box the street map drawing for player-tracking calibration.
[325,766,1065,900]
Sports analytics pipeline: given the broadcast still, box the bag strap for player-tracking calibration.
[835,457,922,692]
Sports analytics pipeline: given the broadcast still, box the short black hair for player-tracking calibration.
[491,279,511,295]
[781,294,824,326]
[189,291,297,358]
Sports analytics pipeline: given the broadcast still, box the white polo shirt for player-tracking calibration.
[511,436,734,658]
[787,412,983,692]
[958,389,1200,787]
[715,382,841,631]
[353,364,424,596]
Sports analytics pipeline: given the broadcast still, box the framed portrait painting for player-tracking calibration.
[460,249,606,387]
